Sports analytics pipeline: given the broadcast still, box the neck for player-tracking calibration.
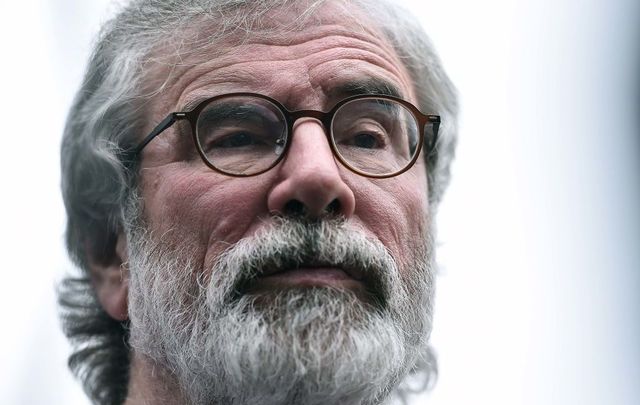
[124,353,189,405]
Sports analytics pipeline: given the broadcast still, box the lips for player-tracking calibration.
[250,263,365,291]
[260,261,365,281]
[256,267,362,290]
[231,258,375,300]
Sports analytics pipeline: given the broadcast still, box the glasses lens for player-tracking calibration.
[331,98,420,176]
[195,95,287,175]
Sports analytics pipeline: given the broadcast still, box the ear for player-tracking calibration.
[88,231,129,321]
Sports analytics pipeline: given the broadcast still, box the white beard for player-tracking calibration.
[126,215,435,405]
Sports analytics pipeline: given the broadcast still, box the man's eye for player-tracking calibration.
[339,126,388,149]
[335,119,390,150]
[350,132,382,149]
[211,132,262,148]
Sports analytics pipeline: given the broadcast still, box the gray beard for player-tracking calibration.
[126,216,435,405]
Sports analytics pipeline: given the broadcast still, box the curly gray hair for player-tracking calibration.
[59,0,458,403]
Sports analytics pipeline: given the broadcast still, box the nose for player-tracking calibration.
[267,119,356,219]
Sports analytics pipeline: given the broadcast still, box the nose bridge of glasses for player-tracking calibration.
[283,110,335,154]
[288,109,332,134]
[283,115,344,179]
[286,111,338,167]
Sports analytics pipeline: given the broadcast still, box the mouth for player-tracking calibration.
[260,260,364,280]
[250,266,364,291]
[232,260,382,304]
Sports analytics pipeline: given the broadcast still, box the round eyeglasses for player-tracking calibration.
[134,93,440,178]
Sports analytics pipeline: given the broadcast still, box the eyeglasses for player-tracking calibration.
[134,92,440,178]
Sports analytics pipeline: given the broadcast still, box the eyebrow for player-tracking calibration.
[178,78,404,113]
[181,96,209,113]
[328,78,403,100]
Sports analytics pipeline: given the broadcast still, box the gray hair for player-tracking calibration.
[59,0,458,403]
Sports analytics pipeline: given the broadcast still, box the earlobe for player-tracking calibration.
[88,232,129,321]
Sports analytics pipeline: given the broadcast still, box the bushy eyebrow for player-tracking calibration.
[329,78,403,100]
[181,97,208,113]
[178,78,403,113]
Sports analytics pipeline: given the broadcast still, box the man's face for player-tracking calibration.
[138,12,429,286]
[126,5,434,405]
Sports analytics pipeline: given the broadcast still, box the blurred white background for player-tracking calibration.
[0,0,638,404]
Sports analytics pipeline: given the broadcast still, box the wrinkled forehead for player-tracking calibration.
[161,0,383,53]
[141,0,412,104]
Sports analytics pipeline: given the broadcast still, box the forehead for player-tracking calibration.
[146,1,415,115]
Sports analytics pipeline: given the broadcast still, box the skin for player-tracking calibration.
[138,25,429,272]
[93,5,431,403]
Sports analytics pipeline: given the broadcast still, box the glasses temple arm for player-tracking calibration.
[425,115,441,154]
[133,113,179,155]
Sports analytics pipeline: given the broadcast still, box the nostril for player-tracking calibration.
[283,199,306,217]
[327,199,341,215]
[281,198,343,218]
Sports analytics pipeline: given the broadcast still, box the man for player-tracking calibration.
[59,0,458,404]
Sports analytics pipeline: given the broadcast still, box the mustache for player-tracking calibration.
[210,216,398,308]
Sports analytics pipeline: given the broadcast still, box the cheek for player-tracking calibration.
[350,169,429,270]
[140,165,272,262]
